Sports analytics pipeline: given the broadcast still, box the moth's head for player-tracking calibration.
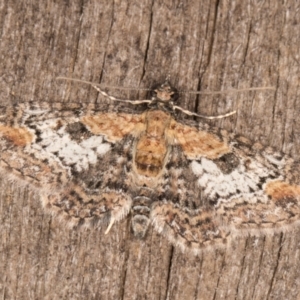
[151,80,179,103]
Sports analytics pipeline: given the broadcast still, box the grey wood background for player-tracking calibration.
[0,0,300,299]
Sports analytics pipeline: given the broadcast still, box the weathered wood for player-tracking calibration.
[0,0,300,299]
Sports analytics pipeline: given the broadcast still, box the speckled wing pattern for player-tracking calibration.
[0,81,300,254]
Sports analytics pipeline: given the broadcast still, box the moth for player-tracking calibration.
[0,77,299,254]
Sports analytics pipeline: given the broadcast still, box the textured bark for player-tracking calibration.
[0,0,300,299]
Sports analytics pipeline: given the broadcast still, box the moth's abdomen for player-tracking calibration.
[131,196,152,238]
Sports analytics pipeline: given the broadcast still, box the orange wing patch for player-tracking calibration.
[265,181,300,204]
[0,125,34,146]
[167,119,230,159]
[81,112,145,142]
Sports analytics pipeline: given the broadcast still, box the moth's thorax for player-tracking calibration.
[133,110,172,180]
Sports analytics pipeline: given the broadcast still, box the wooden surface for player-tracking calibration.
[0,1,300,299]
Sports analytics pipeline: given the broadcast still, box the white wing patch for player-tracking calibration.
[29,119,111,172]
[190,158,281,203]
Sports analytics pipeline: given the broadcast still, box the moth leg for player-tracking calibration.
[105,217,115,234]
